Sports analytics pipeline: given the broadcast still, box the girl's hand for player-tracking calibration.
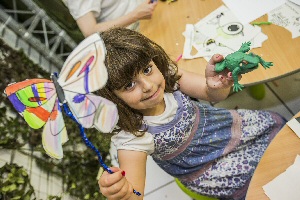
[99,167,134,200]
[205,54,242,90]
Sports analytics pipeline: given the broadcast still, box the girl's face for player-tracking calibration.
[113,61,166,116]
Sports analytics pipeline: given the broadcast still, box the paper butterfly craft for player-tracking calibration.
[4,33,119,160]
[4,33,142,196]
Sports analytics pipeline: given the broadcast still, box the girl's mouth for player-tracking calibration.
[141,88,160,101]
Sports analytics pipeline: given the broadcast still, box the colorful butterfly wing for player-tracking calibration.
[92,96,119,133]
[42,98,68,159]
[64,90,119,133]
[4,79,56,129]
[58,33,107,94]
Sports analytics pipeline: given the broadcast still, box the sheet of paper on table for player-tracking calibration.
[263,155,300,200]
[289,0,300,6]
[182,5,268,61]
[287,117,300,138]
[222,0,286,25]
[194,5,263,51]
[268,1,300,38]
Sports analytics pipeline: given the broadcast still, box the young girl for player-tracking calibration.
[96,27,285,200]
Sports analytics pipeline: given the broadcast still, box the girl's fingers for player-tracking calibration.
[209,54,224,65]
[225,72,242,81]
[206,54,224,77]
[105,175,127,194]
[110,180,134,200]
[100,174,133,200]
[100,169,125,187]
[109,166,123,173]
[227,72,232,78]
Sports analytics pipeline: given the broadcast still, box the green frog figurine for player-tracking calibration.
[215,41,273,92]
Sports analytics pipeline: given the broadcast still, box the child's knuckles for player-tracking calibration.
[99,187,110,197]
[101,175,111,186]
[120,182,130,196]
[127,183,134,195]
[113,181,123,192]
[109,193,126,200]
[107,184,130,200]
[118,184,132,199]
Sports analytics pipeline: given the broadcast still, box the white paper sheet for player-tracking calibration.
[182,24,233,59]
[182,24,268,61]
[194,6,263,51]
[263,155,300,200]
[222,0,286,24]
[289,0,300,6]
[268,1,300,38]
[287,117,300,138]
[182,6,269,61]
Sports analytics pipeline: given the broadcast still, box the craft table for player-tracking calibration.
[246,112,300,200]
[140,0,300,86]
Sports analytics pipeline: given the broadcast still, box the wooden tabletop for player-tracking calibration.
[140,0,300,86]
[246,112,300,200]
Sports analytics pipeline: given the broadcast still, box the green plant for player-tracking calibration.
[0,163,36,200]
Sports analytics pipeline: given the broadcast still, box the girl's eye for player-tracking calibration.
[125,81,136,90]
[143,65,152,75]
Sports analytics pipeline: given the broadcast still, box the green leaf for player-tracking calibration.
[2,185,10,192]
[11,196,22,200]
[17,178,25,184]
[70,183,76,189]
[84,194,90,199]
[93,192,99,197]
[21,170,28,177]
[8,184,17,192]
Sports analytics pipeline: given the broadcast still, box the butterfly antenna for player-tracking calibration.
[61,103,142,196]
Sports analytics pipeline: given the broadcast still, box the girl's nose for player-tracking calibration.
[141,77,153,93]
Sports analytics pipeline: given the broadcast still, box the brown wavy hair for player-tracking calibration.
[96,27,181,136]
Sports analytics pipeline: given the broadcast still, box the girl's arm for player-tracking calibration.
[99,150,147,200]
[178,54,238,102]
[76,0,157,37]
